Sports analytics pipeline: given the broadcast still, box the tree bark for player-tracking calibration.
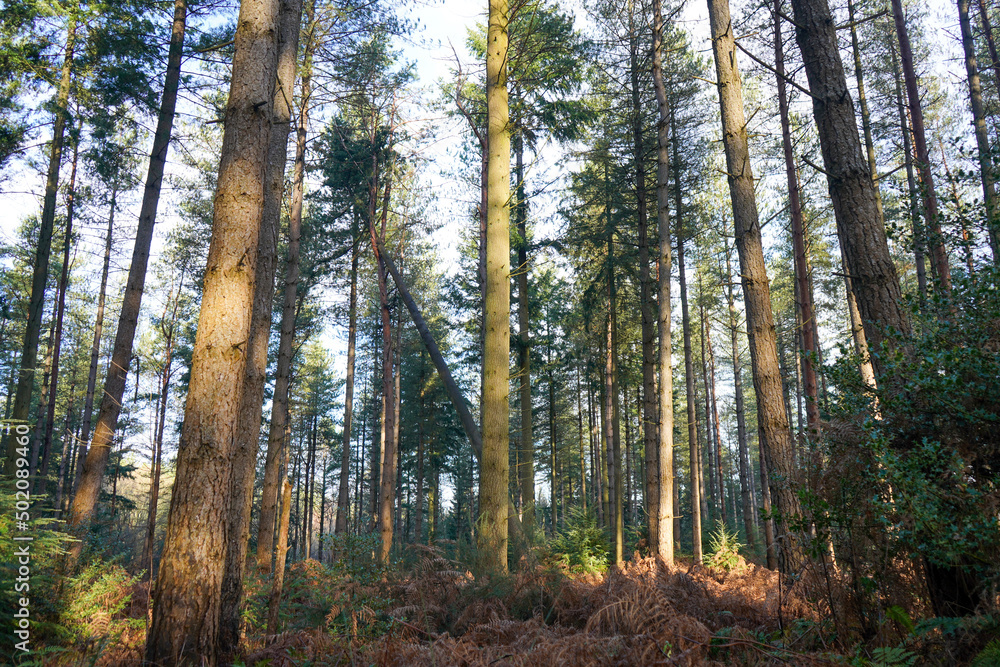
[651,0,674,564]
[267,478,292,634]
[68,0,188,551]
[220,0,302,651]
[708,0,803,573]
[977,0,1000,99]
[145,0,280,658]
[788,0,910,374]
[481,0,512,572]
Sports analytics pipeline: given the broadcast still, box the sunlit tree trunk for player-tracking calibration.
[220,0,302,651]
[708,0,803,572]
[145,0,280,658]
[481,0,511,571]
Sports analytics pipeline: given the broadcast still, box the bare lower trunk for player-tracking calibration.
[725,247,755,550]
[267,479,292,634]
[514,136,535,537]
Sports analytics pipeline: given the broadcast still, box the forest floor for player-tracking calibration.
[40,549,999,666]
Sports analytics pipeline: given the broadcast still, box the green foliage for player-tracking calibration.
[546,508,609,575]
[320,532,396,639]
[60,560,142,643]
[0,481,72,647]
[971,639,1000,667]
[702,520,745,572]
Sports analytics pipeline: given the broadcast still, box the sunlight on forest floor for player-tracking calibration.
[40,549,1000,666]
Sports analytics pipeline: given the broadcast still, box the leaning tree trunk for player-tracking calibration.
[788,0,910,374]
[145,0,280,659]
[651,0,674,563]
[4,13,76,475]
[708,0,803,573]
[958,0,999,260]
[67,0,188,555]
[219,0,303,653]
[480,0,512,573]
[889,0,951,293]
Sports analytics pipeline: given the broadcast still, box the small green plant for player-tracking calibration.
[702,520,745,571]
[61,560,143,642]
[546,508,609,575]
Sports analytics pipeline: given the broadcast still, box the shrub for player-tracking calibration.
[546,508,609,575]
[702,520,745,572]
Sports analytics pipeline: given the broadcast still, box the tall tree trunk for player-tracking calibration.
[38,133,79,497]
[220,0,302,651]
[336,224,359,535]
[675,148,702,562]
[145,0,280,658]
[724,246,755,549]
[958,0,1000,259]
[651,0,674,563]
[481,0,511,572]
[414,352,426,542]
[375,160,397,564]
[514,133,535,538]
[889,0,951,293]
[707,325,727,526]
[628,0,659,557]
[5,12,76,474]
[847,0,886,224]
[74,190,115,490]
[3,10,77,477]
[774,0,820,437]
[256,6,312,567]
[68,0,188,551]
[699,291,717,520]
[708,0,803,572]
[788,0,910,373]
